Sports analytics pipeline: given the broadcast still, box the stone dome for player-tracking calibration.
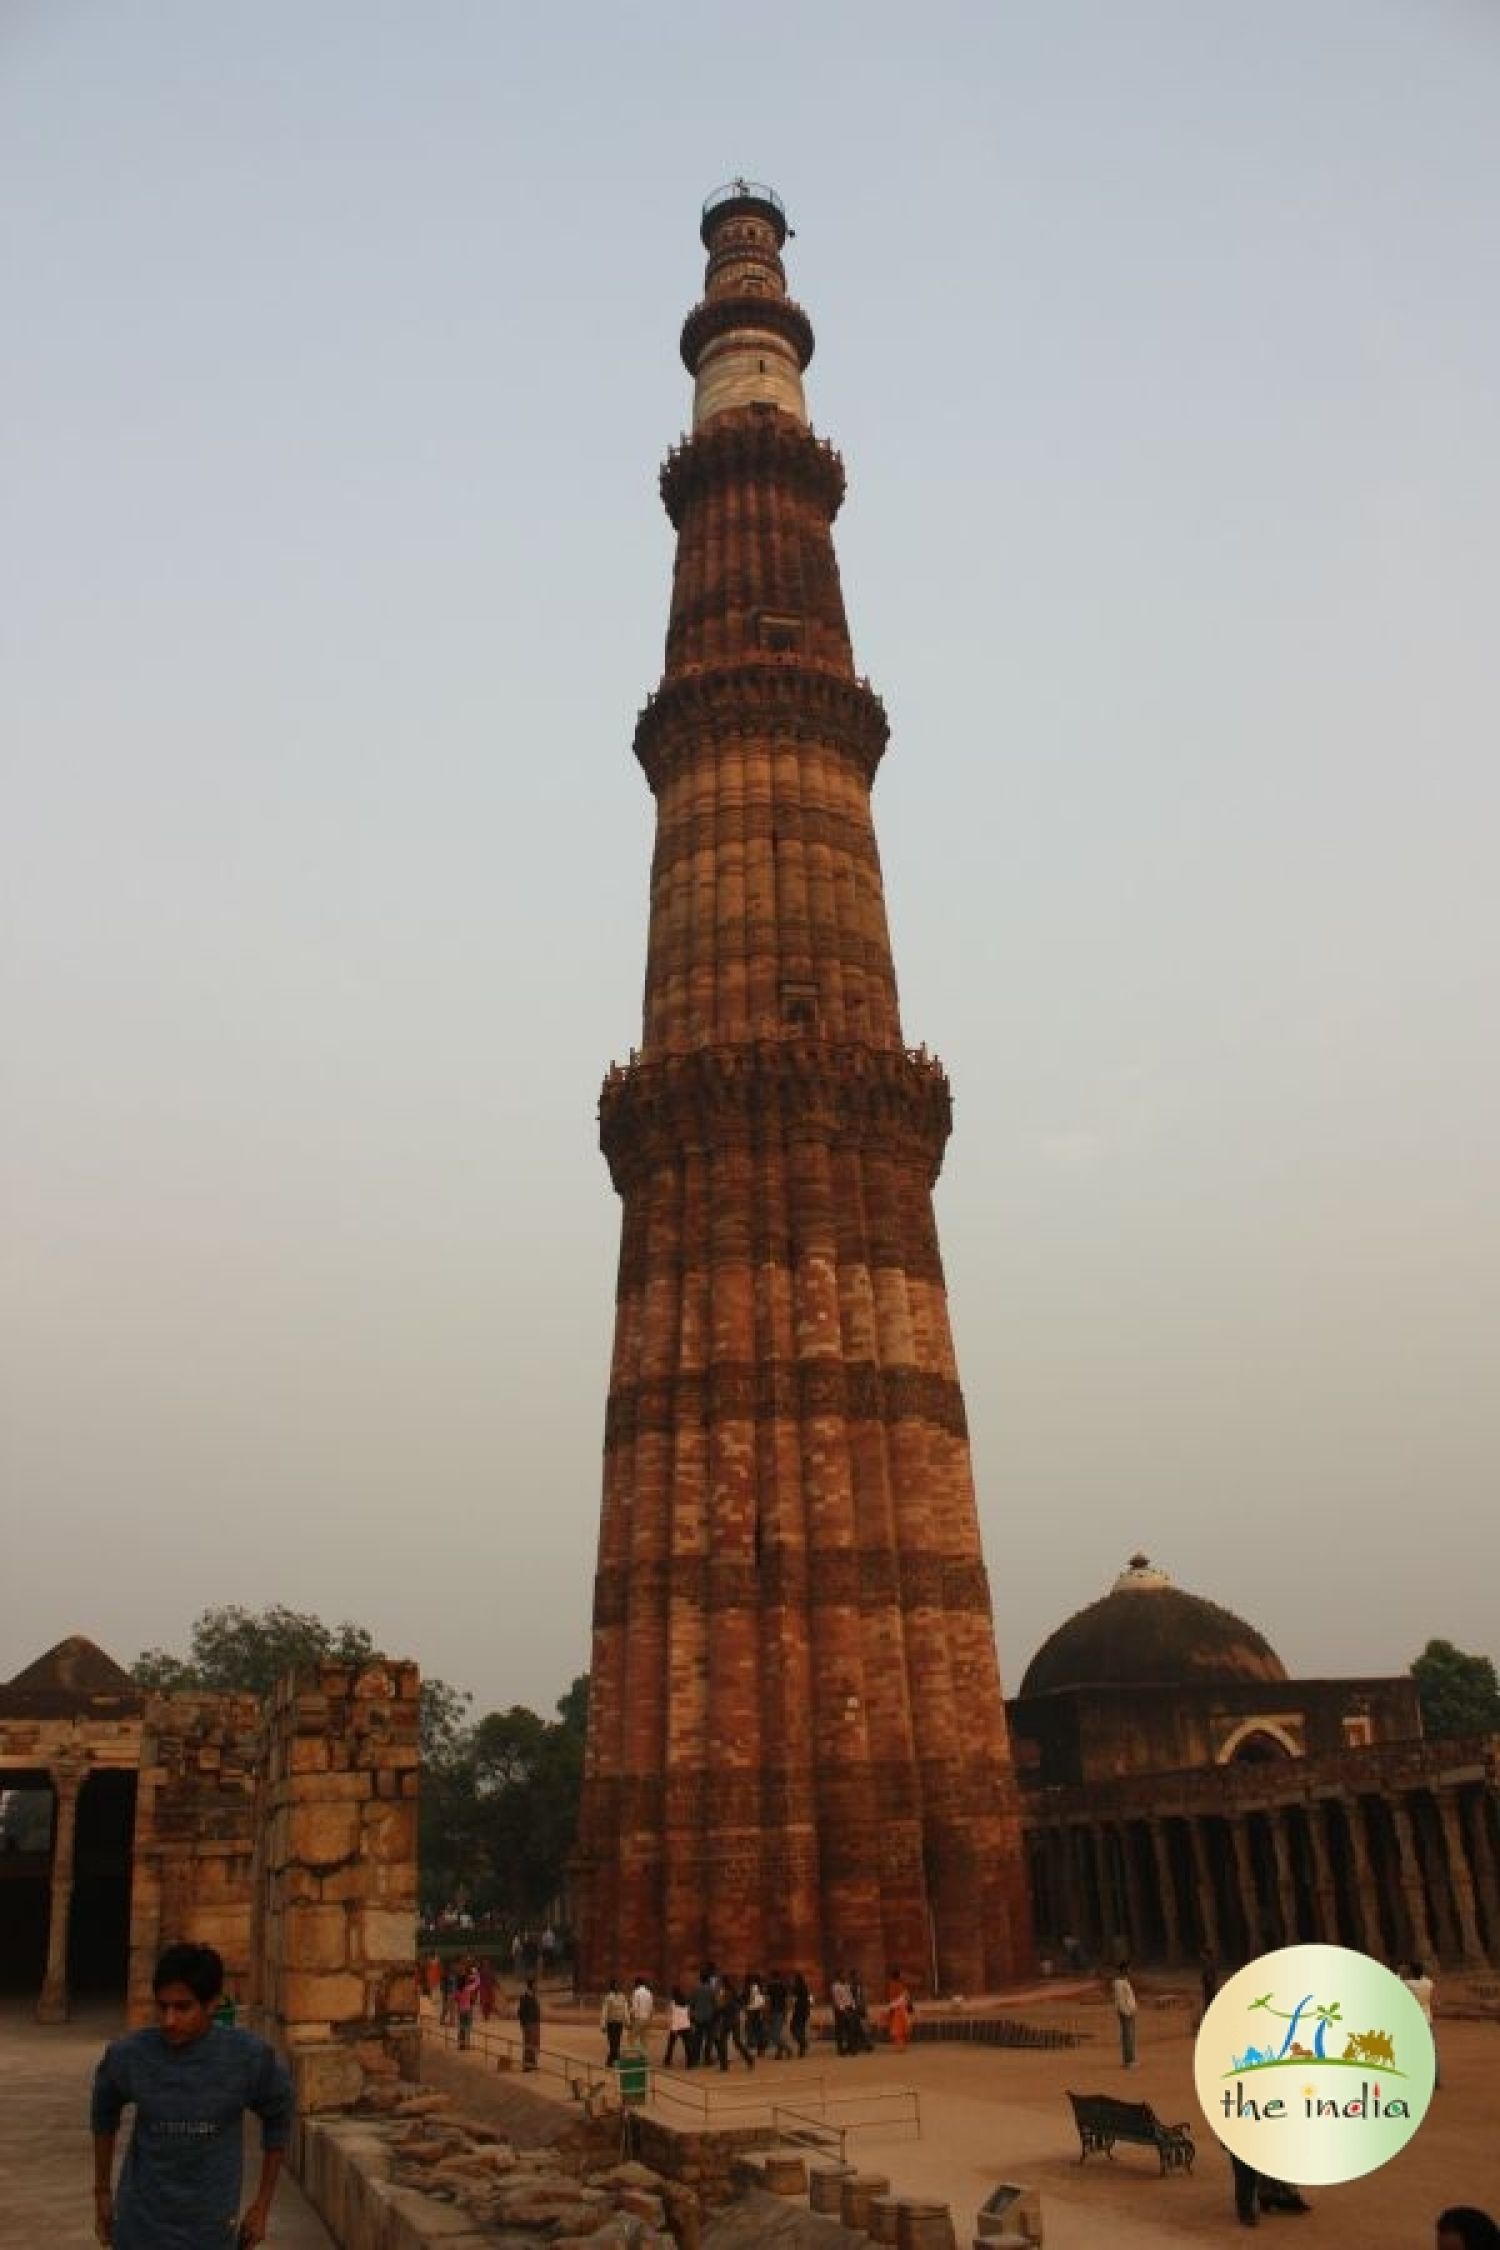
[1018,1555,1287,1697]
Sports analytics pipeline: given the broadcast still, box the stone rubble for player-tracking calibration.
[351,2080,695,2246]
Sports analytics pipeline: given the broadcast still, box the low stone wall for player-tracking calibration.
[628,2115,777,2207]
[296,2101,696,2246]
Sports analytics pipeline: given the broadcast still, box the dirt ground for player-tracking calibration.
[448,1987,1500,2249]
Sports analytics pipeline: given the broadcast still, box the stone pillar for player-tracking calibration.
[1466,1791,1500,1957]
[1189,1819,1222,1958]
[1347,1801,1385,1959]
[1048,1828,1073,1952]
[258,1661,421,2111]
[1149,1819,1184,1964]
[1090,1826,1120,1960]
[36,1767,82,2023]
[1269,1811,1299,1947]
[1305,1805,1341,1946]
[1230,1816,1262,1958]
[1117,1823,1150,1962]
[1436,1791,1488,1967]
[1391,1798,1437,1965]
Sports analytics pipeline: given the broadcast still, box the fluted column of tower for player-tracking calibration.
[576,184,1032,1995]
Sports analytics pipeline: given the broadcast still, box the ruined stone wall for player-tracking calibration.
[254,1660,420,2110]
[128,1692,262,2024]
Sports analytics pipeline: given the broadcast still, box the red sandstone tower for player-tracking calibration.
[577,184,1032,1995]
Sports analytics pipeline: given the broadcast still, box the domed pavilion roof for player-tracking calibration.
[0,1635,143,1715]
[1017,1555,1288,1698]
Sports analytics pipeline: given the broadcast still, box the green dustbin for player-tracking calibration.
[614,2050,649,2106]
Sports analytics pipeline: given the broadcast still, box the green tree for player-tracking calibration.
[131,1602,470,1771]
[133,1604,378,1699]
[1411,1639,1500,1740]
[421,1677,588,1921]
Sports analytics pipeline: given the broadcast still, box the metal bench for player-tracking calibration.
[1066,2091,1195,2175]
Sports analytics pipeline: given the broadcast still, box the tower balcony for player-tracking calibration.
[700,178,788,247]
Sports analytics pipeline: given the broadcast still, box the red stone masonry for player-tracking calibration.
[576,185,1033,1996]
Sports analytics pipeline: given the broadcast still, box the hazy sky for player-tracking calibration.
[5,3,1497,1722]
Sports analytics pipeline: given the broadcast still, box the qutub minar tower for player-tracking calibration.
[576,183,1032,1994]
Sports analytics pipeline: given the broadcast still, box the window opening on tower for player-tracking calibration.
[780,980,820,1032]
[756,610,804,654]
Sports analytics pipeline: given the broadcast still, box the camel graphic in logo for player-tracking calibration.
[1227,1991,1404,2078]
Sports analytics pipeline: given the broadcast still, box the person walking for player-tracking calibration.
[662,1987,692,2068]
[765,1970,793,2060]
[517,1978,541,2072]
[1405,1959,1439,2088]
[600,1975,631,2065]
[477,1957,496,2021]
[1229,2154,1311,2228]
[455,1961,480,2050]
[91,1941,293,2250]
[1111,1960,1139,2069]
[1197,1945,1218,2029]
[711,1971,754,2070]
[830,1973,855,2055]
[789,1970,812,2058]
[743,1973,768,2056]
[849,1972,875,2053]
[688,1966,717,2067]
[885,1966,914,2050]
[629,1974,654,2050]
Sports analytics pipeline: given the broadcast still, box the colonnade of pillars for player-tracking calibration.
[1029,1784,1500,1972]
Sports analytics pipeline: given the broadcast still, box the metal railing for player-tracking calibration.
[422,2011,922,2152]
[702,179,785,224]
[421,2013,609,2107]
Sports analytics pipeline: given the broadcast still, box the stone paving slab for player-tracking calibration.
[0,2001,335,2250]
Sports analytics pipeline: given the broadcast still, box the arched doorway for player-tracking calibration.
[1220,1719,1300,1766]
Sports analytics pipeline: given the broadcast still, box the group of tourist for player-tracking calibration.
[82,1937,1496,2248]
[595,1964,917,2070]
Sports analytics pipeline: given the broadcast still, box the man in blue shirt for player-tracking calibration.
[91,1941,293,2247]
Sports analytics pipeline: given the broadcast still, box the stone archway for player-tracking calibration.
[1219,1719,1300,1765]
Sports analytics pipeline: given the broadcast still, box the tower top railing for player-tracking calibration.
[701,178,787,245]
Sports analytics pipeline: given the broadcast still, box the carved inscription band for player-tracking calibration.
[592,1550,992,1628]
[604,1360,968,1446]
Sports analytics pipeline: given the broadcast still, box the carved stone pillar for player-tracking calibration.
[1230,1816,1263,1958]
[1391,1798,1437,1965]
[1305,1805,1340,1946]
[1437,1791,1488,1967]
[36,1768,83,2023]
[1189,1819,1222,1958]
[1269,1810,1300,1946]
[1149,1818,1184,1964]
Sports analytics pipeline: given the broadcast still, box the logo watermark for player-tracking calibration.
[1194,1942,1434,2185]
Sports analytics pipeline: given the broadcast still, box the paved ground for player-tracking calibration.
[428,1990,1500,2249]
[8,1990,1492,2249]
[0,1999,335,2250]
